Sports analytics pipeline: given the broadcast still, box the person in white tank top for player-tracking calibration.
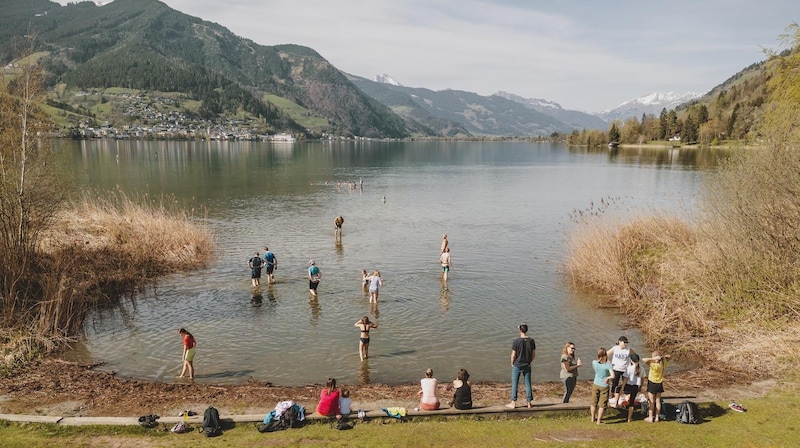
[606,336,637,408]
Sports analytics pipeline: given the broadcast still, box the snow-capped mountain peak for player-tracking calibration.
[600,91,701,121]
[372,74,402,86]
[494,91,563,111]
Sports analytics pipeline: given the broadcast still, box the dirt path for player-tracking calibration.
[0,358,770,418]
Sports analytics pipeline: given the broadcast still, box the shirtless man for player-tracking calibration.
[439,247,452,284]
[334,216,344,239]
[440,234,449,254]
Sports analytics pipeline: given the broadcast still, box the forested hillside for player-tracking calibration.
[567,53,780,147]
[0,0,411,138]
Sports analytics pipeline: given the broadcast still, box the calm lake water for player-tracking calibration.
[60,140,722,386]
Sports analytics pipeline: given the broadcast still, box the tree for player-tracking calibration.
[0,38,69,328]
[658,108,668,140]
[608,122,620,143]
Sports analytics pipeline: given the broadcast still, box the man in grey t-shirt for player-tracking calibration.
[507,323,536,408]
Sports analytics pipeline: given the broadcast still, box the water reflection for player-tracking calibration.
[251,290,263,307]
[359,359,371,384]
[308,296,321,324]
[59,140,724,386]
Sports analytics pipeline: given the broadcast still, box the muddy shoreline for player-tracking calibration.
[0,358,762,418]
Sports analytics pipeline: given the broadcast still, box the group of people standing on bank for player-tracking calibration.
[590,336,671,424]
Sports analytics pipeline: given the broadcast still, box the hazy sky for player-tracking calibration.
[59,1,795,112]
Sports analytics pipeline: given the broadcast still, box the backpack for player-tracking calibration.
[202,406,223,437]
[137,414,159,428]
[258,406,300,433]
[676,400,699,424]
[330,417,354,430]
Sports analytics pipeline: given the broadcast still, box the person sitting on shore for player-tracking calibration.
[448,368,473,410]
[338,389,352,415]
[316,378,341,418]
[418,368,440,411]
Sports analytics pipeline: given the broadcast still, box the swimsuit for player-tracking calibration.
[358,324,371,344]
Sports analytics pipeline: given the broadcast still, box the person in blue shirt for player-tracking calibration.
[308,260,321,297]
[590,347,614,425]
[262,246,277,284]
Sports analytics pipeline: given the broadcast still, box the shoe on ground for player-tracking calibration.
[729,403,746,412]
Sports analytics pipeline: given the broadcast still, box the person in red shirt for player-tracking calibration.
[178,328,196,380]
[316,378,341,417]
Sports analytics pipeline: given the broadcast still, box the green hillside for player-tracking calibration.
[0,0,412,138]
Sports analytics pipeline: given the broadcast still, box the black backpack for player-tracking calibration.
[676,400,699,424]
[258,406,300,433]
[202,406,223,437]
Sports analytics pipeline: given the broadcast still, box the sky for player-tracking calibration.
[59,0,795,113]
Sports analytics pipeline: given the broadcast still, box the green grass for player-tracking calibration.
[264,93,328,130]
[2,388,798,447]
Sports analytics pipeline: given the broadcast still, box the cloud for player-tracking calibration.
[51,0,794,112]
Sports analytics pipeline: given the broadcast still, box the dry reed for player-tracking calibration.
[1,189,214,371]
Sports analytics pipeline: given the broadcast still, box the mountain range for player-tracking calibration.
[0,0,746,138]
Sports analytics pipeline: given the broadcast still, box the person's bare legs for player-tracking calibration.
[653,392,662,421]
[358,341,365,361]
[647,391,655,421]
[310,288,317,297]
[589,404,596,422]
[596,407,605,424]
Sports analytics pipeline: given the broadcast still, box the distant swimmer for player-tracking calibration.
[334,215,344,239]
[382,196,386,203]
[440,234,449,254]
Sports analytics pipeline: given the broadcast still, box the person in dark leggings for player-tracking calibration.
[560,342,581,403]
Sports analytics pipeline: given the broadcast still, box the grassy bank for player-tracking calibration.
[1,385,797,447]
[0,190,213,371]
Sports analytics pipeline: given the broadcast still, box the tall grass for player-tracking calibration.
[566,28,800,374]
[1,189,213,372]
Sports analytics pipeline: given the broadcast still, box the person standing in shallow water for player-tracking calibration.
[354,316,378,361]
[334,216,344,239]
[178,328,196,380]
[248,252,263,287]
[262,246,277,284]
[440,234,449,254]
[308,260,321,297]
[366,270,383,303]
[507,323,535,409]
[439,247,452,285]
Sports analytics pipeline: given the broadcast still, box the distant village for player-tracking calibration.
[61,91,315,141]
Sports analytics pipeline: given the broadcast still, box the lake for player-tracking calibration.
[60,140,722,386]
